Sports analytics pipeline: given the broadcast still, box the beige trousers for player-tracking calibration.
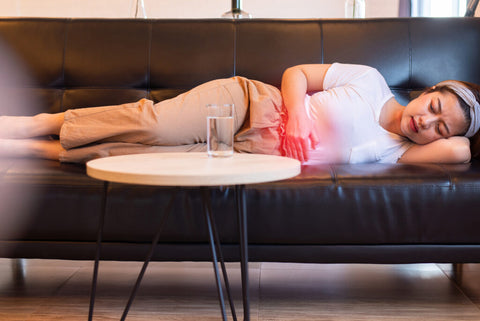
[59,77,286,163]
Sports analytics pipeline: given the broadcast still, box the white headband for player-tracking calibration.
[436,80,480,138]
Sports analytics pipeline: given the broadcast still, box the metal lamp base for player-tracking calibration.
[222,9,252,19]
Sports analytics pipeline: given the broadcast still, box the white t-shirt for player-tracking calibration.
[304,63,413,164]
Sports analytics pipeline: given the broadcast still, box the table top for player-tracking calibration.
[86,152,301,186]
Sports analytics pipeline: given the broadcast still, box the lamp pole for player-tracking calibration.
[465,0,479,16]
[222,0,252,19]
[231,0,241,13]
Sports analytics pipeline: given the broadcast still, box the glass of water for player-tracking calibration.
[206,104,234,157]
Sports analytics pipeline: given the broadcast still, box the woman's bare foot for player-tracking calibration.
[0,138,64,161]
[0,113,64,139]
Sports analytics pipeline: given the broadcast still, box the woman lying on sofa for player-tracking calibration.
[0,63,479,164]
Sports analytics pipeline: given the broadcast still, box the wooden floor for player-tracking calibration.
[0,259,480,320]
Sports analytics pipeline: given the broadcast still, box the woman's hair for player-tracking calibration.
[466,81,480,158]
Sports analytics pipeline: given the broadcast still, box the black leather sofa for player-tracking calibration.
[1,18,480,264]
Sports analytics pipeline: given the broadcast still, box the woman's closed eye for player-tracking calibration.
[438,121,452,137]
[430,97,443,115]
[430,99,449,136]
[436,123,443,136]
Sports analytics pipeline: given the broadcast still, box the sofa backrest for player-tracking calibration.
[0,18,479,115]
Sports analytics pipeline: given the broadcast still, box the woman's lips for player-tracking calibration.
[410,117,418,133]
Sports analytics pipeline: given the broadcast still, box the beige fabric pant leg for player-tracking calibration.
[59,77,285,163]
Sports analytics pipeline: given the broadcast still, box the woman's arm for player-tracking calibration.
[281,64,331,162]
[398,136,471,164]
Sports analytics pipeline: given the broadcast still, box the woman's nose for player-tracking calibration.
[419,115,438,129]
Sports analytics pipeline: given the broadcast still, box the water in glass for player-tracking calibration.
[207,115,234,157]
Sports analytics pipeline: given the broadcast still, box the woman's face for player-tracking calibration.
[401,90,468,145]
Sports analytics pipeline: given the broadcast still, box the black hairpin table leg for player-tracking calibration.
[119,192,176,321]
[202,187,238,321]
[235,184,249,321]
[89,181,108,321]
[89,186,175,321]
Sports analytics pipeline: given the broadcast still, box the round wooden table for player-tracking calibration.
[87,152,301,186]
[86,152,301,321]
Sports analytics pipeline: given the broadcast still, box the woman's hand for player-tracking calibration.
[284,111,317,162]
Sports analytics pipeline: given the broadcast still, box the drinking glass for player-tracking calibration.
[130,0,147,18]
[206,104,234,157]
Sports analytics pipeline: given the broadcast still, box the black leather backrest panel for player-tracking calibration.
[0,19,65,87]
[151,20,235,89]
[322,19,410,88]
[410,18,480,87]
[65,20,150,88]
[235,20,322,88]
